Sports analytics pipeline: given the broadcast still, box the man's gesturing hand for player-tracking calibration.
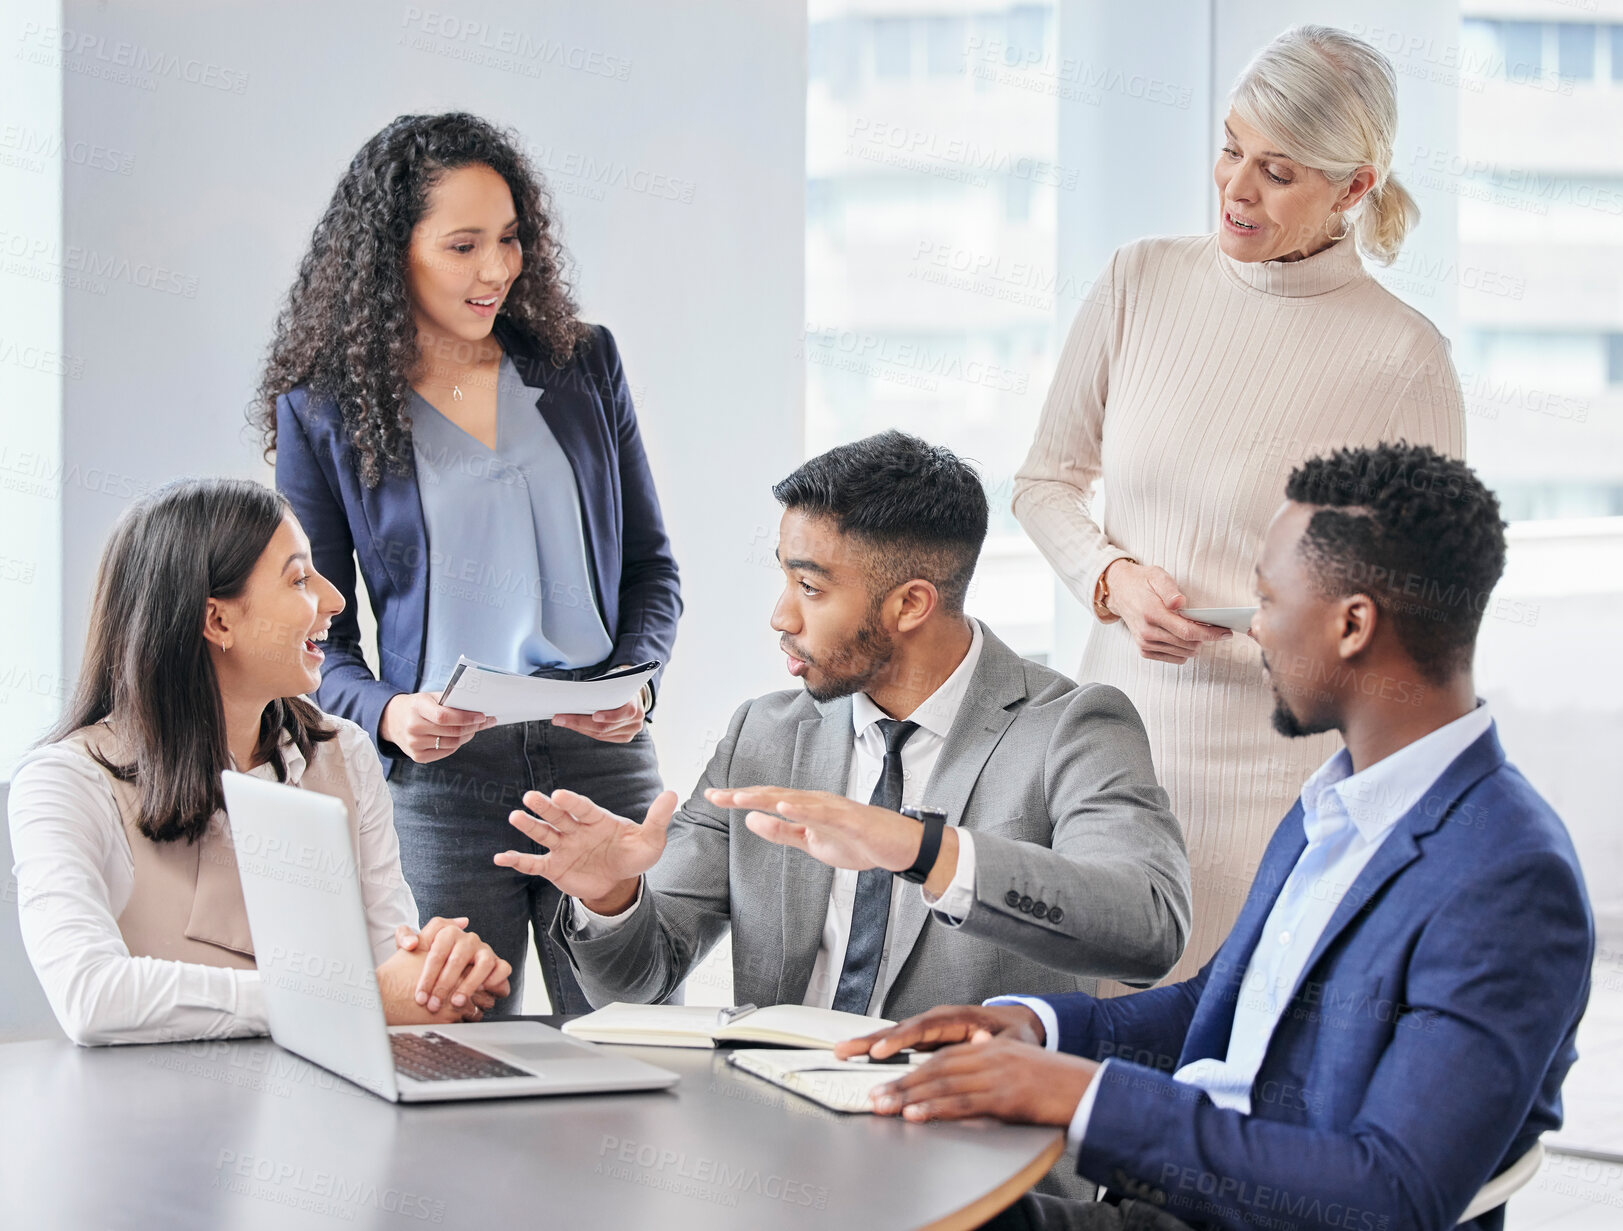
[494,787,679,914]
[834,1002,1046,1060]
[705,786,923,873]
[869,1035,1097,1126]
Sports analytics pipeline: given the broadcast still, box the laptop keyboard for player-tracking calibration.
[391,1031,531,1082]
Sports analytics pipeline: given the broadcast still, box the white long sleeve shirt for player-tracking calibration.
[8,718,418,1045]
[575,620,987,1012]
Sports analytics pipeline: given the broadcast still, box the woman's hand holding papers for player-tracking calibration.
[379,692,495,763]
[496,787,680,916]
[551,696,646,743]
[552,667,650,742]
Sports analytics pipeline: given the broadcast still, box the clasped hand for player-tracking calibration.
[377,916,512,1024]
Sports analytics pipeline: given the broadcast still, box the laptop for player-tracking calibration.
[222,770,678,1103]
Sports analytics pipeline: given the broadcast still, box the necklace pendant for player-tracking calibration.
[452,384,463,401]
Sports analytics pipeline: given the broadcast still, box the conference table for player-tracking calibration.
[0,1016,1066,1230]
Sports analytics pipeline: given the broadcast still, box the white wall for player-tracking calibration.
[0,0,66,1040]
[0,0,65,775]
[31,0,805,787]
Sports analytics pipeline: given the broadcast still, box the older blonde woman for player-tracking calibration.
[1014,25,1465,987]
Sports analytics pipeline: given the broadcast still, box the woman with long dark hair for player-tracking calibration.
[256,113,681,1014]
[8,479,510,1045]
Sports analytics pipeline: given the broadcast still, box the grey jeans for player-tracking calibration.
[387,719,663,1016]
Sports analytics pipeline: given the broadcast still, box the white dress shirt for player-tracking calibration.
[8,718,420,1045]
[576,620,987,1011]
[996,702,1493,1148]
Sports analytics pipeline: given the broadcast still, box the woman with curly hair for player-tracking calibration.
[257,112,682,1015]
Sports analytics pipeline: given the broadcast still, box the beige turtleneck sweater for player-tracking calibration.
[1014,233,1466,988]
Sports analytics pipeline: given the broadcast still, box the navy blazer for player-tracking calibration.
[1034,724,1592,1231]
[275,319,681,771]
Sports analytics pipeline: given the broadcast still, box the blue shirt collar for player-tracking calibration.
[1298,701,1494,846]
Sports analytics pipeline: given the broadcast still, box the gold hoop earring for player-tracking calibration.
[1327,210,1351,241]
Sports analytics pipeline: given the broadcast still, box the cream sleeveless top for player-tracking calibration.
[59,720,360,970]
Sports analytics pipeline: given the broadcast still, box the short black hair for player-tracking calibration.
[772,430,990,614]
[1285,442,1507,682]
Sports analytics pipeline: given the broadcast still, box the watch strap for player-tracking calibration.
[898,807,948,884]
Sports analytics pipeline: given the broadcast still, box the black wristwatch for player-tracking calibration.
[898,806,949,884]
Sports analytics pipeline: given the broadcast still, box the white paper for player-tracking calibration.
[436,657,659,726]
[726,1049,925,1113]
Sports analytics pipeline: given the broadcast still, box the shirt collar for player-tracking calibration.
[851,619,985,742]
[231,727,306,784]
[1299,701,1494,845]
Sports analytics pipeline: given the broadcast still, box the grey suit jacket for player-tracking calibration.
[549,623,1191,1019]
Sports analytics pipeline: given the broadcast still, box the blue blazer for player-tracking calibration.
[275,319,682,771]
[1035,724,1592,1231]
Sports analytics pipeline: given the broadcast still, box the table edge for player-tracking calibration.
[916,1130,1068,1231]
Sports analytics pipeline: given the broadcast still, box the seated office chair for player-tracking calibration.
[1457,1140,1546,1224]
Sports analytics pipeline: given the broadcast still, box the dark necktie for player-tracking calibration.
[831,718,919,1015]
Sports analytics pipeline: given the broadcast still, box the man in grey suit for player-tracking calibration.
[495,431,1191,1018]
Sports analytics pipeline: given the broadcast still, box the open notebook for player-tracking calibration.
[726,1049,927,1114]
[560,1003,892,1050]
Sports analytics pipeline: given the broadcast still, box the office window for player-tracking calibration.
[800,0,1621,1167]
[807,1,1061,658]
[871,17,913,79]
[1004,174,1033,224]
[1458,0,1623,1165]
[1608,332,1623,385]
[1006,5,1047,60]
[1558,23,1596,82]
[809,20,832,81]
[1461,18,1498,78]
[1501,20,1544,82]
[925,16,966,76]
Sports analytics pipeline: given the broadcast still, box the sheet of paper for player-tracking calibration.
[437,657,659,726]
[727,1049,924,1114]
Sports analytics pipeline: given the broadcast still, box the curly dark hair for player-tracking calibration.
[255,112,589,485]
[1285,441,1507,681]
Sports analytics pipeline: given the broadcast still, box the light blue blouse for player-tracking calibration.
[411,355,613,689]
